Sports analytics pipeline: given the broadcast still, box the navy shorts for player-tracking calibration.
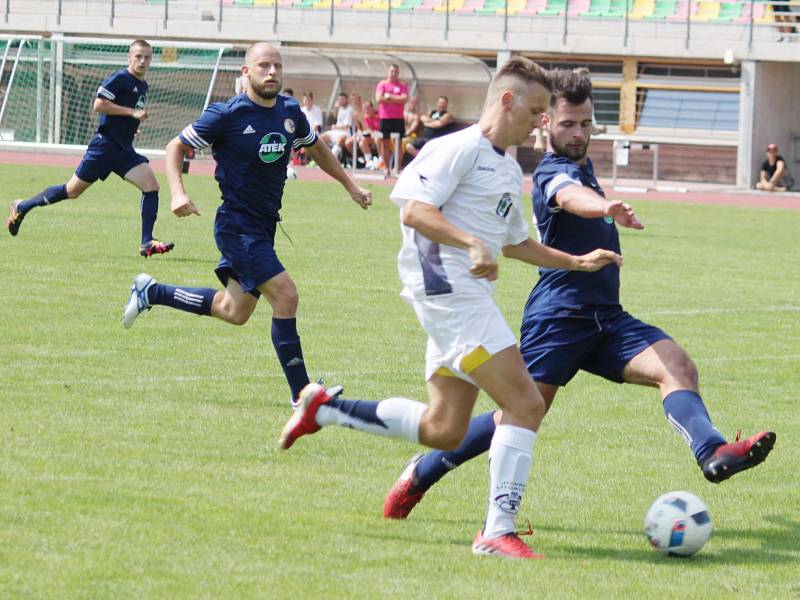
[75,134,149,183]
[380,118,405,139]
[213,206,285,298]
[519,306,672,386]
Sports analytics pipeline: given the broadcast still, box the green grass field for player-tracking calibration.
[1,164,799,598]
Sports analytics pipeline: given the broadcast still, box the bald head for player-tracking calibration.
[242,43,283,103]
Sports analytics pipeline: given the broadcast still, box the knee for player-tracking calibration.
[65,186,82,199]
[666,352,699,389]
[272,289,299,316]
[227,311,251,326]
[422,419,467,451]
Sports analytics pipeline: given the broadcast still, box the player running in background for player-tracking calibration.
[278,58,621,559]
[383,68,777,521]
[121,43,371,405]
[7,39,174,258]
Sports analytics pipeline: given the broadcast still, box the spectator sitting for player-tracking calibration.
[283,87,294,98]
[404,96,422,139]
[342,101,381,169]
[405,95,456,159]
[319,92,354,159]
[756,143,794,191]
[300,92,324,134]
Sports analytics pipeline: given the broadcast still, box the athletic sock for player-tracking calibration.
[415,411,496,490]
[147,283,215,316]
[18,184,69,214]
[482,424,537,540]
[140,191,159,244]
[271,318,310,401]
[663,389,727,463]
[316,396,427,443]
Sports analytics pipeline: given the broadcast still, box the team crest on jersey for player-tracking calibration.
[135,95,146,110]
[258,133,288,163]
[284,118,295,134]
[496,192,513,218]
[603,216,614,224]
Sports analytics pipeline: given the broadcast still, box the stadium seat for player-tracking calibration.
[735,0,764,21]
[515,0,547,13]
[497,0,527,13]
[754,2,775,21]
[414,0,443,11]
[691,0,721,20]
[434,0,464,12]
[254,0,275,6]
[234,0,254,5]
[628,0,655,18]
[644,0,677,18]
[711,0,743,20]
[475,0,506,13]
[538,0,567,15]
[456,0,486,12]
[568,0,592,15]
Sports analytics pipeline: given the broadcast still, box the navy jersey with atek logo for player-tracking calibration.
[95,69,148,147]
[525,152,621,315]
[179,94,315,221]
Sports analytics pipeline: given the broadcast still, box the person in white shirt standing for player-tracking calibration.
[278,58,621,559]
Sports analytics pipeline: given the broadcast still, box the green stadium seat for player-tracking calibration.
[644,0,677,18]
[475,0,507,14]
[712,0,743,20]
[538,0,567,15]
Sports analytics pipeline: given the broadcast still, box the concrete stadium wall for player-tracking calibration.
[737,60,800,188]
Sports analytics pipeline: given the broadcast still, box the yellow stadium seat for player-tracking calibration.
[690,0,720,20]
[628,0,654,18]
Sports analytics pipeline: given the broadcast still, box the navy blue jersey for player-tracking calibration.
[95,69,148,147]
[179,94,316,221]
[525,153,621,314]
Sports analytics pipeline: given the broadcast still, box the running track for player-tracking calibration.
[3,150,799,211]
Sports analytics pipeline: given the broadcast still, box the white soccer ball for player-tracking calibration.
[644,491,712,557]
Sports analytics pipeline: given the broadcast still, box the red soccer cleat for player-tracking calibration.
[279,383,331,450]
[472,530,544,560]
[384,453,426,519]
[140,239,175,257]
[7,200,24,236]
[701,430,776,483]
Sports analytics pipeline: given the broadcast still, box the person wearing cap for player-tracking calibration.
[756,144,794,192]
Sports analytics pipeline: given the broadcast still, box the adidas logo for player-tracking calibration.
[133,86,138,92]
[243,125,256,135]
[286,357,304,367]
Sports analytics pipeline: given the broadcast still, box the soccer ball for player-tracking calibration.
[644,491,712,557]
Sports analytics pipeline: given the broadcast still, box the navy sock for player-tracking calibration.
[324,396,388,429]
[18,184,69,214]
[148,283,215,316]
[271,318,310,400]
[414,410,497,491]
[140,191,159,244]
[663,390,726,463]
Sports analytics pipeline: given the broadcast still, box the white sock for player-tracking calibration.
[316,397,426,444]
[364,153,373,161]
[482,424,537,539]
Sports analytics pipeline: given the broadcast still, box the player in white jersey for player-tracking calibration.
[278,58,621,559]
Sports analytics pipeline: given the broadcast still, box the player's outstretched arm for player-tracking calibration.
[403,200,497,281]
[502,237,622,272]
[304,140,372,210]
[555,184,644,229]
[93,98,147,121]
[165,136,201,218]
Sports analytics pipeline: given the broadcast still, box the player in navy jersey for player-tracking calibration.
[122,42,372,405]
[6,39,173,257]
[383,68,776,520]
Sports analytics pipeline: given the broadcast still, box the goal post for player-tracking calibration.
[0,35,244,156]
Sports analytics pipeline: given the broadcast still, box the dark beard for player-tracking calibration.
[252,81,281,100]
[549,132,589,161]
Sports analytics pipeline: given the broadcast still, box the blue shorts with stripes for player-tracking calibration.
[213,205,285,298]
[75,134,149,183]
[519,306,672,386]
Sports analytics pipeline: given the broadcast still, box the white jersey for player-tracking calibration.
[390,124,529,300]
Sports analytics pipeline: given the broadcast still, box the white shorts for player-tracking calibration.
[405,293,517,384]
[325,129,348,144]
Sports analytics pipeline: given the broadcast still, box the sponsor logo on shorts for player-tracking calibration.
[258,133,288,163]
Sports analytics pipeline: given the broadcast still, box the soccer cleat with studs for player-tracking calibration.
[472,524,543,560]
[140,239,175,257]
[279,382,334,450]
[7,200,25,236]
[701,430,776,483]
[122,273,156,329]
[384,453,427,519]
